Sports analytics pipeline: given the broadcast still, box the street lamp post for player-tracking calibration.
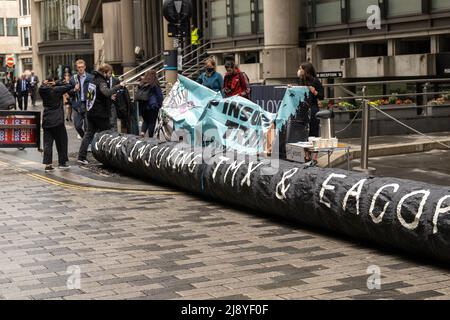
[163,0,193,79]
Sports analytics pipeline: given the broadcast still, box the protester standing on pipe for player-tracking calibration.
[39,76,74,172]
[223,60,251,100]
[136,70,164,138]
[197,58,224,94]
[77,64,125,165]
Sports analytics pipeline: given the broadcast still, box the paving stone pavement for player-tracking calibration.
[0,163,449,300]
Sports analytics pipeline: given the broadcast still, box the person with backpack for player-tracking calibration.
[135,70,164,138]
[77,64,124,165]
[223,60,251,100]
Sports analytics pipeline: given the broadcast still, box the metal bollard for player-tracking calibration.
[354,86,376,174]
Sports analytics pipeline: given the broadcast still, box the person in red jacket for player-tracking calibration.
[223,60,251,99]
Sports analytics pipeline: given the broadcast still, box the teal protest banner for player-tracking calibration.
[158,75,310,155]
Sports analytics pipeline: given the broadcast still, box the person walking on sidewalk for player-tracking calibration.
[16,74,30,111]
[69,59,94,140]
[136,70,164,138]
[28,71,40,108]
[77,64,124,165]
[39,76,74,172]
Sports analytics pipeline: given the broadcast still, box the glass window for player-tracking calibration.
[20,0,31,16]
[21,27,31,47]
[387,0,422,17]
[0,19,4,37]
[211,0,227,38]
[432,0,450,11]
[233,0,251,36]
[44,53,94,80]
[41,0,86,41]
[315,0,341,25]
[349,0,379,21]
[6,18,18,37]
[257,0,264,33]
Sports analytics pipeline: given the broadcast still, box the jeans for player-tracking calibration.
[74,106,87,138]
[78,117,111,161]
[43,124,69,166]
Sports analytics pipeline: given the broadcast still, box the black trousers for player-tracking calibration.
[30,87,37,106]
[43,124,69,166]
[18,93,29,111]
[141,108,159,138]
[78,117,111,161]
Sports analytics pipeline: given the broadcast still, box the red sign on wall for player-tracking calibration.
[0,112,41,149]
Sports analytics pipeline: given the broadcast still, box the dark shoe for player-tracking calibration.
[45,165,55,172]
[77,159,89,166]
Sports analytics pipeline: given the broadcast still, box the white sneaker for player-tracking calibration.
[77,159,89,166]
[77,134,82,140]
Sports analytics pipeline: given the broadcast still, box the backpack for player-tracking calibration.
[135,85,152,102]
[238,72,252,99]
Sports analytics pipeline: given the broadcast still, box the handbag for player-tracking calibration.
[135,85,151,102]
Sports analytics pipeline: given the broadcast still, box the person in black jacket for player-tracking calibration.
[297,62,324,166]
[77,64,124,165]
[39,76,74,172]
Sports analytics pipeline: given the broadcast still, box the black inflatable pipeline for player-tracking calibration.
[93,132,450,264]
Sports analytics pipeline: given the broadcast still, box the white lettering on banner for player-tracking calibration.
[212,157,231,182]
[67,5,81,30]
[224,161,245,187]
[276,168,299,201]
[95,134,111,151]
[369,184,400,224]
[241,162,266,188]
[138,145,149,160]
[188,154,202,173]
[156,147,170,169]
[343,179,367,216]
[397,190,431,230]
[114,137,127,156]
[320,173,347,209]
[172,151,185,170]
[166,148,179,167]
[433,195,450,234]
[177,152,194,172]
[128,141,144,163]
[109,136,122,154]
[145,146,159,167]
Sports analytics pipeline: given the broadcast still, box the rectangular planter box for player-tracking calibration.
[430,104,450,117]
[374,104,420,119]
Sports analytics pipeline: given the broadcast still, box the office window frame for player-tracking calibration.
[6,18,18,37]
[0,18,5,37]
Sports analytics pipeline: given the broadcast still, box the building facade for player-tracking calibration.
[31,0,94,81]
[0,0,21,83]
[81,0,450,86]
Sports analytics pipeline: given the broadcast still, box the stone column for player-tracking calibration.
[30,0,42,81]
[120,0,136,73]
[262,0,303,84]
